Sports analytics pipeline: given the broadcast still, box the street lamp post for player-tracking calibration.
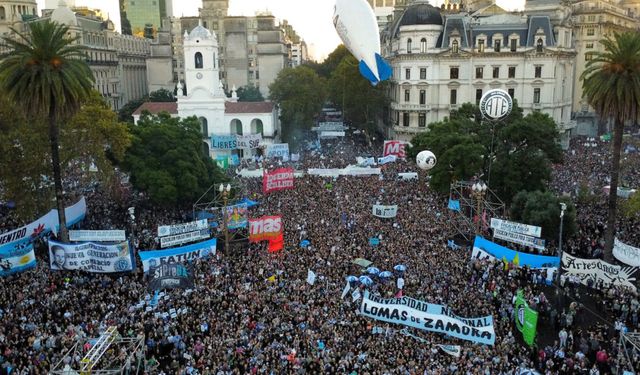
[555,203,567,288]
[219,183,231,253]
[471,182,488,235]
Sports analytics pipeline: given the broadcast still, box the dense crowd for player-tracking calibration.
[0,131,638,375]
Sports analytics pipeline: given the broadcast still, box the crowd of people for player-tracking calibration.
[0,130,638,375]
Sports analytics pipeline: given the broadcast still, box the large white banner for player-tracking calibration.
[562,253,638,291]
[614,238,640,267]
[160,229,210,248]
[69,230,126,242]
[490,218,541,238]
[307,167,381,177]
[158,219,208,238]
[139,238,216,272]
[236,134,262,149]
[48,240,135,273]
[372,205,398,218]
[360,291,495,345]
[493,228,545,251]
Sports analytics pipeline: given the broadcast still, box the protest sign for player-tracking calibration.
[490,218,542,238]
[383,140,409,158]
[149,263,194,290]
[359,291,495,345]
[139,238,217,272]
[263,168,295,194]
[224,203,248,229]
[266,143,290,159]
[160,229,210,248]
[472,236,558,269]
[562,253,637,291]
[493,228,545,251]
[48,240,134,273]
[613,238,640,267]
[158,219,208,238]
[514,290,538,346]
[372,205,398,218]
[69,230,126,242]
[249,216,282,243]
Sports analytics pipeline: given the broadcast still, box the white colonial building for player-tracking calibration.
[133,22,280,162]
[383,1,576,147]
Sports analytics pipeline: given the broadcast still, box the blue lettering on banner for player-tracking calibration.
[211,135,237,150]
[359,291,495,345]
[139,238,217,272]
[472,236,559,268]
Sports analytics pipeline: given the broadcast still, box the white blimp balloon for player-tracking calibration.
[416,150,437,171]
[333,0,392,86]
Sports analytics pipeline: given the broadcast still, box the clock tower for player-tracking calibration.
[178,22,227,151]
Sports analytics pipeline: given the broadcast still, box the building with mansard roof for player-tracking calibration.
[382,0,576,147]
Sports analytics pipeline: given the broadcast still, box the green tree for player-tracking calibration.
[236,84,264,102]
[0,92,131,218]
[407,102,561,203]
[0,20,94,241]
[313,44,350,78]
[123,113,225,207]
[581,32,640,259]
[623,191,640,218]
[328,55,388,127]
[149,88,176,102]
[269,66,327,147]
[510,190,576,243]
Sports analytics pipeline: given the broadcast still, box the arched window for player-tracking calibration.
[199,117,208,137]
[407,38,412,53]
[452,40,459,54]
[0,7,5,20]
[536,38,543,53]
[420,38,427,53]
[195,52,203,69]
[213,53,216,68]
[235,121,243,135]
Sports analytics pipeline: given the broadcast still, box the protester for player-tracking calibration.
[0,131,637,374]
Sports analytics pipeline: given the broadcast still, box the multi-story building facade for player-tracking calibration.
[0,0,37,35]
[383,1,576,147]
[366,0,406,29]
[120,0,172,36]
[36,2,151,110]
[569,0,639,135]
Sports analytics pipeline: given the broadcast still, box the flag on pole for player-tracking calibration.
[514,290,538,346]
[268,232,284,253]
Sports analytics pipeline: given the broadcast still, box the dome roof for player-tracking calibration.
[50,1,77,26]
[397,2,443,27]
[189,24,213,40]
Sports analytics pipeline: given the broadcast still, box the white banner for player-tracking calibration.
[158,219,208,238]
[493,228,545,250]
[490,218,541,238]
[69,230,126,242]
[320,131,345,138]
[307,167,381,177]
[236,134,262,149]
[437,344,462,358]
[397,172,418,181]
[562,253,638,291]
[266,143,290,159]
[614,238,640,267]
[372,204,398,218]
[48,240,134,273]
[160,229,210,248]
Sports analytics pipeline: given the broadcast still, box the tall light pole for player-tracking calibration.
[471,181,488,235]
[556,202,567,289]
[219,183,231,253]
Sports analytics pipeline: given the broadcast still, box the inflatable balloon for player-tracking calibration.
[416,150,437,171]
[333,0,392,85]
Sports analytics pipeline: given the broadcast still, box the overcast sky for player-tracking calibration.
[38,0,526,61]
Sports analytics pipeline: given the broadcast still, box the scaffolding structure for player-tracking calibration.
[192,180,250,251]
[51,326,145,375]
[617,331,640,374]
[448,181,505,242]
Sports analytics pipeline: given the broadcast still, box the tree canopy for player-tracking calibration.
[0,92,130,218]
[123,113,225,207]
[236,84,264,102]
[268,66,327,147]
[327,54,388,127]
[510,190,576,243]
[407,102,562,203]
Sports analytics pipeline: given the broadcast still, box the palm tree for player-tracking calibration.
[581,32,640,260]
[0,20,94,242]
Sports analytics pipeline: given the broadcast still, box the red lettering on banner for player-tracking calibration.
[249,216,283,243]
[383,141,408,158]
[263,168,295,194]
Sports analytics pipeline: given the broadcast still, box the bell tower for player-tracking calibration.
[181,21,223,98]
